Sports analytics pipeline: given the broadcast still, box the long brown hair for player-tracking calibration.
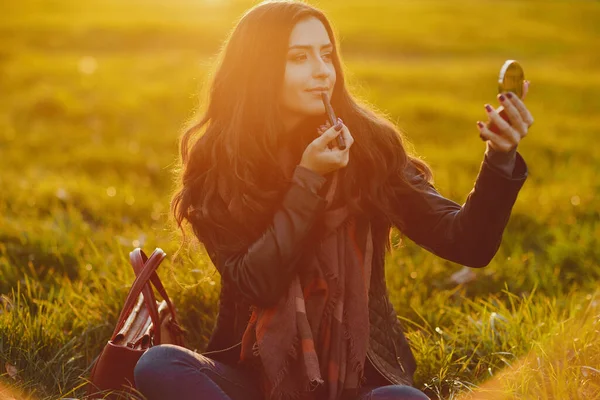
[170,0,433,259]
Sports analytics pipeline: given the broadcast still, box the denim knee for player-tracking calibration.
[134,345,187,391]
[134,344,252,400]
[369,384,430,400]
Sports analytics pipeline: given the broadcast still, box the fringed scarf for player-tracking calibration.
[239,141,374,400]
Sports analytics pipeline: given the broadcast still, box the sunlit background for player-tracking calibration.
[0,0,599,399]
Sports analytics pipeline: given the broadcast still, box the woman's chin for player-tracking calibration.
[303,103,327,116]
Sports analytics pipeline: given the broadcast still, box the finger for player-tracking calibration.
[522,80,529,101]
[339,149,350,168]
[477,121,516,153]
[497,93,527,137]
[505,90,534,131]
[315,121,343,149]
[317,121,334,142]
[340,124,354,148]
[484,104,519,145]
[332,120,353,151]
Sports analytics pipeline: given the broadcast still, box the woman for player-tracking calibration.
[134,1,534,399]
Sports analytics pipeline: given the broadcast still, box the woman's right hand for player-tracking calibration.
[299,118,354,176]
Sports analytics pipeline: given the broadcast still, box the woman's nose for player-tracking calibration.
[313,58,331,78]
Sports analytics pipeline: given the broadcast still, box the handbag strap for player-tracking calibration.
[110,248,168,341]
[130,248,180,326]
[129,249,163,344]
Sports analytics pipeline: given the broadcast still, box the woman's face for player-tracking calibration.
[280,17,337,128]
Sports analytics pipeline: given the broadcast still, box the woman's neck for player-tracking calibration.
[282,114,324,146]
[282,115,305,134]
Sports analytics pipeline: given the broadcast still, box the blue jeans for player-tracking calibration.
[134,344,429,400]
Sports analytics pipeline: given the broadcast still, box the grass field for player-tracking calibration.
[1,0,599,398]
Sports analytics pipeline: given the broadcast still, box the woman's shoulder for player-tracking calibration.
[403,159,432,185]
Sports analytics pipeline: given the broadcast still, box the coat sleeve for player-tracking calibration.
[390,151,528,268]
[203,165,327,307]
[484,141,517,178]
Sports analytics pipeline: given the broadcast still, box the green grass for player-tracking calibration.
[1,0,599,398]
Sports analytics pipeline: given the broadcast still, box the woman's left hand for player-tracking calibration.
[477,80,534,153]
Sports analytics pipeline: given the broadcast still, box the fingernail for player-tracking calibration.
[477,121,484,129]
[498,94,506,102]
[506,92,513,99]
[334,121,343,131]
[485,104,493,112]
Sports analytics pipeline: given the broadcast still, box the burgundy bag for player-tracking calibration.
[86,248,187,399]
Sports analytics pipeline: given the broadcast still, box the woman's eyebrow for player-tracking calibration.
[288,43,333,50]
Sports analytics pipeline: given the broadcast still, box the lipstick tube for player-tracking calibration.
[321,92,346,150]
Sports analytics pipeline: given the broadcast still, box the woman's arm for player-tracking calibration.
[392,150,528,268]
[485,141,517,177]
[203,165,327,307]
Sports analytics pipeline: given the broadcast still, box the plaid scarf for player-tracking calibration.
[239,144,374,400]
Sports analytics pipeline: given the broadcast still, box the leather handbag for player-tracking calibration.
[86,248,187,399]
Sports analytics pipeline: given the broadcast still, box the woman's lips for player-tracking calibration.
[307,89,330,97]
[306,86,329,92]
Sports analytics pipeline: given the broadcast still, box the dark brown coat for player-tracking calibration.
[199,148,528,387]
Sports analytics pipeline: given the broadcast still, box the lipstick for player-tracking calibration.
[321,92,346,150]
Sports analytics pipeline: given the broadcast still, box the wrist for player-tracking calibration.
[298,162,324,177]
[485,142,517,177]
[293,165,327,194]
[486,141,517,159]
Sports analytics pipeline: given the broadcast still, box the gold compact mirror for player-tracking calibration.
[488,60,525,134]
[498,60,525,99]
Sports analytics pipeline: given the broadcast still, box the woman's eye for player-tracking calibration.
[289,52,332,63]
[291,54,307,62]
